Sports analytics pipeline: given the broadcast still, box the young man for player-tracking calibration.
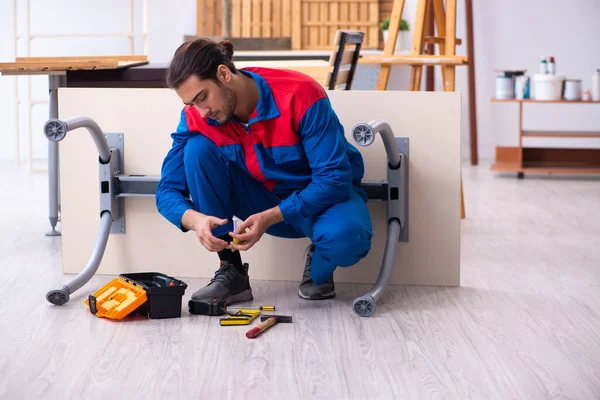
[156,38,372,303]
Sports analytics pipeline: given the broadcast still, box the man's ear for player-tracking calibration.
[217,65,231,84]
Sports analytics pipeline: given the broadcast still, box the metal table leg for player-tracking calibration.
[46,74,62,236]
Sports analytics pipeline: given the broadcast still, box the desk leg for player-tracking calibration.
[46,75,61,236]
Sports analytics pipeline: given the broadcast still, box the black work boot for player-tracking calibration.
[298,244,336,300]
[191,263,253,304]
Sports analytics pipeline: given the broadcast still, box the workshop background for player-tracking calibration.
[1,1,600,399]
[1,0,599,166]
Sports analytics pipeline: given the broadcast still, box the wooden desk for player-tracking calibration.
[0,56,149,236]
[490,98,600,178]
[0,56,147,74]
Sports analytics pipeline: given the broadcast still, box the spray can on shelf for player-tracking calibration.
[515,75,530,99]
[540,57,548,74]
[548,56,556,74]
[592,69,600,101]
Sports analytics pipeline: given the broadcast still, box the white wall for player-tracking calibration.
[1,0,599,163]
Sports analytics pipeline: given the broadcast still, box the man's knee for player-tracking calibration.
[183,134,221,169]
[314,216,372,267]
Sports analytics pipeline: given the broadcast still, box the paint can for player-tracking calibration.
[495,75,514,99]
[564,79,582,101]
[533,73,565,101]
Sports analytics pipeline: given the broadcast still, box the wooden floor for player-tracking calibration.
[1,160,600,400]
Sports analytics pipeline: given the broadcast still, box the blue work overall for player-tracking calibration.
[156,67,373,284]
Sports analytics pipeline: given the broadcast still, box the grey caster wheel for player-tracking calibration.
[352,123,375,147]
[353,295,376,317]
[47,289,70,305]
[44,119,68,142]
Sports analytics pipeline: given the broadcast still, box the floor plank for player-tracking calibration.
[1,160,600,399]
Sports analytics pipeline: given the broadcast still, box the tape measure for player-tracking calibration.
[188,298,227,316]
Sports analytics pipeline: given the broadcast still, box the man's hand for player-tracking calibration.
[228,207,284,251]
[182,209,229,252]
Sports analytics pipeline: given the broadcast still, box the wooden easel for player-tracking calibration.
[368,0,468,91]
[361,0,467,219]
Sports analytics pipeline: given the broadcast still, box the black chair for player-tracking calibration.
[324,30,364,90]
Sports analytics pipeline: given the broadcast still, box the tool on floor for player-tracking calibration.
[237,305,275,311]
[220,308,262,326]
[259,315,292,323]
[246,315,293,339]
[188,298,227,316]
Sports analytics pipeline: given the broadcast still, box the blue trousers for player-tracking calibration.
[183,135,373,284]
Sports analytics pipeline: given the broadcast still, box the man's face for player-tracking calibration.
[176,68,236,124]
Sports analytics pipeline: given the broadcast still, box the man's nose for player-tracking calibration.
[197,106,211,118]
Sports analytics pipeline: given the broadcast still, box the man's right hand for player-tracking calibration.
[182,210,229,252]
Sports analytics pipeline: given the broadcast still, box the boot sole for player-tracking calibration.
[225,288,254,305]
[298,289,336,300]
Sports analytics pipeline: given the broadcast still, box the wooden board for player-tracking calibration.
[491,98,600,104]
[522,131,600,139]
[235,59,332,84]
[57,89,462,286]
[15,56,147,62]
[360,55,468,66]
[0,57,148,74]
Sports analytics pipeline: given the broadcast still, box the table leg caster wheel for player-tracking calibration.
[47,288,70,305]
[353,295,376,317]
[44,119,68,142]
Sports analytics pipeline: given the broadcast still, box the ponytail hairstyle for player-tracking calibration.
[166,38,237,89]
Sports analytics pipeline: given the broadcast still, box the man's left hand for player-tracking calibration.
[228,206,284,251]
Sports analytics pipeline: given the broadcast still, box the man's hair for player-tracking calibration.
[165,38,237,89]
